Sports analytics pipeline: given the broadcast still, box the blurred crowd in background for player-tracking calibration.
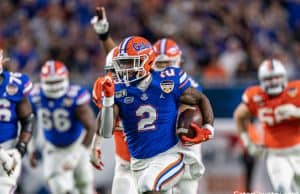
[1,0,300,87]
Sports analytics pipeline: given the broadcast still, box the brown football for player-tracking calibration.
[177,105,203,138]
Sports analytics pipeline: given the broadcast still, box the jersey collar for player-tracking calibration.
[136,74,152,92]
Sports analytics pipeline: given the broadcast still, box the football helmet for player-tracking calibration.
[105,47,119,82]
[113,36,155,83]
[258,59,287,96]
[153,38,182,70]
[40,60,69,98]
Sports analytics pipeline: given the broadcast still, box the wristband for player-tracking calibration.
[16,142,27,157]
[98,31,110,41]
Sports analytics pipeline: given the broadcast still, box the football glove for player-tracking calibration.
[0,148,19,176]
[181,123,214,146]
[90,6,110,40]
[90,134,104,170]
[240,132,264,156]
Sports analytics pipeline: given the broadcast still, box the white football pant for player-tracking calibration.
[112,156,138,194]
[266,145,300,192]
[131,143,204,193]
[43,140,94,194]
[0,149,22,194]
[174,144,202,194]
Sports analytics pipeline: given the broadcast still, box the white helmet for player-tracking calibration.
[104,47,119,82]
[258,59,287,96]
[40,60,69,98]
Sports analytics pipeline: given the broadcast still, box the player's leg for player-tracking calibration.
[134,153,185,193]
[266,153,294,192]
[74,148,94,194]
[288,152,300,192]
[0,149,22,194]
[43,144,75,194]
[175,143,203,194]
[112,156,138,194]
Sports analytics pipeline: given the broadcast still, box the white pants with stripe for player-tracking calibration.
[131,143,205,193]
[174,144,202,194]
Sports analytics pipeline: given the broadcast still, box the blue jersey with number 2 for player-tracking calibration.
[115,67,191,159]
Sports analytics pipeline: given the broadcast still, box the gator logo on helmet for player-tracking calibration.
[133,43,151,51]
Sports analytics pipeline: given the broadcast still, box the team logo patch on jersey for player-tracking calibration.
[160,80,174,93]
[6,84,18,95]
[116,89,127,98]
[140,93,148,101]
[124,96,134,104]
[287,87,298,98]
[63,98,73,107]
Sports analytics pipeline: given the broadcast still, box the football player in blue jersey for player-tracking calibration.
[29,60,96,194]
[0,49,34,194]
[95,36,214,194]
[153,38,204,194]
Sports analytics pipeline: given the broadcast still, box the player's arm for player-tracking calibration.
[75,104,96,148]
[91,6,117,53]
[180,87,214,125]
[234,103,263,155]
[16,97,34,157]
[233,103,252,135]
[179,87,214,144]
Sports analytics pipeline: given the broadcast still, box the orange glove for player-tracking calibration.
[181,123,214,146]
[92,77,104,109]
[102,74,114,97]
[90,134,104,170]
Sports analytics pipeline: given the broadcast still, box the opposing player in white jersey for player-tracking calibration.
[153,38,204,194]
[234,59,300,192]
[0,49,34,194]
[29,60,96,194]
[95,36,214,194]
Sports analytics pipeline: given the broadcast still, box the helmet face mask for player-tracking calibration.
[258,59,287,96]
[113,54,148,83]
[40,60,69,99]
[113,36,154,83]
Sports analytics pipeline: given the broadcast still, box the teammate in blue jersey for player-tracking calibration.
[29,60,96,194]
[0,49,34,194]
[96,36,215,194]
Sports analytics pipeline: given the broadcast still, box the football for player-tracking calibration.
[176,105,203,138]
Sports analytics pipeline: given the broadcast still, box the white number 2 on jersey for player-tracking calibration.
[136,105,157,131]
[38,108,71,132]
